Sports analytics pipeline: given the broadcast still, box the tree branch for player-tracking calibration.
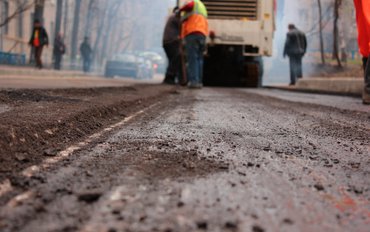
[0,0,36,28]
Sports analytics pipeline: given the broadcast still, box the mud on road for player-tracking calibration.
[0,87,370,232]
[0,85,175,183]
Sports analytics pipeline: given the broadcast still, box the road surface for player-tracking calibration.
[0,87,369,232]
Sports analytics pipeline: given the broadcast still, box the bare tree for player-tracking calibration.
[84,0,95,38]
[54,0,63,38]
[92,1,108,65]
[0,0,35,28]
[70,0,82,62]
[333,0,342,68]
[99,0,124,64]
[63,0,69,35]
[317,0,325,65]
[34,0,45,21]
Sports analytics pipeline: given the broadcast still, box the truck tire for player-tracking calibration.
[243,57,263,88]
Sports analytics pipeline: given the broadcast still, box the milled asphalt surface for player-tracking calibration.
[1,88,369,232]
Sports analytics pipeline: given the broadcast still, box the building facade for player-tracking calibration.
[0,0,56,64]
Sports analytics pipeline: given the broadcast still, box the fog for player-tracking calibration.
[54,0,177,71]
[264,0,358,85]
[5,0,355,78]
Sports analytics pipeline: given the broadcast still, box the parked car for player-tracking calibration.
[104,53,153,79]
[136,57,154,80]
[138,51,166,74]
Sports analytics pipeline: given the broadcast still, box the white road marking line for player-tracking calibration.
[0,102,160,199]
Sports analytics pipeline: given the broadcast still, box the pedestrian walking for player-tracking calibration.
[283,24,307,86]
[80,37,93,73]
[180,0,208,89]
[162,7,182,85]
[353,0,370,104]
[29,19,49,69]
[53,33,66,70]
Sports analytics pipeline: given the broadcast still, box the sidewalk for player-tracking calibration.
[0,65,162,89]
[265,77,364,97]
[0,64,100,78]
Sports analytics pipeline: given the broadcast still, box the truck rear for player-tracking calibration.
[180,0,275,87]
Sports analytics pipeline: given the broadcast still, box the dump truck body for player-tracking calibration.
[179,0,275,87]
[204,0,275,56]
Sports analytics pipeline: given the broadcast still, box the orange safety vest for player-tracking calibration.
[354,0,370,57]
[33,29,40,47]
[181,0,208,38]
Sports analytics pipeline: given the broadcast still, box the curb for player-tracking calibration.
[264,78,364,97]
[0,66,100,78]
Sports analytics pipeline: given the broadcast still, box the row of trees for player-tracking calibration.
[316,0,352,68]
[0,0,170,69]
[277,0,356,68]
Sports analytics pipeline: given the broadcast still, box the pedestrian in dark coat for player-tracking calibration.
[53,33,66,70]
[283,24,307,85]
[162,7,182,85]
[80,37,93,73]
[29,19,49,69]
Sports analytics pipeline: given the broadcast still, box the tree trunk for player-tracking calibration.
[92,3,108,66]
[333,0,342,68]
[98,1,122,65]
[84,0,95,38]
[100,18,113,64]
[34,0,45,22]
[63,0,68,35]
[54,0,63,40]
[70,0,82,63]
[317,0,325,65]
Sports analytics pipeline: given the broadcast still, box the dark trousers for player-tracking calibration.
[34,46,44,69]
[163,40,181,83]
[363,57,370,92]
[185,34,206,85]
[289,54,303,85]
[54,54,62,70]
[83,58,91,73]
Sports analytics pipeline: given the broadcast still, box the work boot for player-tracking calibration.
[163,75,176,85]
[188,82,202,89]
[363,57,370,105]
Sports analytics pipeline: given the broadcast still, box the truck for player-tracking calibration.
[180,0,275,87]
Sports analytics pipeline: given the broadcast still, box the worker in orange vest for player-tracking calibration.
[354,0,370,104]
[180,0,208,89]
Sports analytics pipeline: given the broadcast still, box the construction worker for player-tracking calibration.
[162,7,181,85]
[354,0,370,104]
[180,0,208,88]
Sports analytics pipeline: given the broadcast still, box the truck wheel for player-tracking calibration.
[243,57,263,88]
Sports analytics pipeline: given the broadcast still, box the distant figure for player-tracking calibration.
[53,33,66,70]
[29,19,49,69]
[283,24,307,85]
[353,0,370,104]
[80,37,92,73]
[162,7,181,85]
[180,0,208,89]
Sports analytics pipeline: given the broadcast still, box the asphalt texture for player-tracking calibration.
[0,87,369,232]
